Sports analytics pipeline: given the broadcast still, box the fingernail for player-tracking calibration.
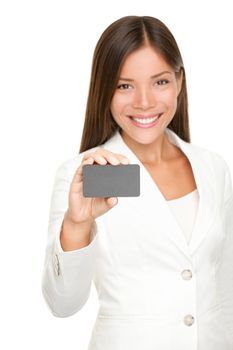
[112,158,119,165]
[122,158,129,164]
[111,198,117,205]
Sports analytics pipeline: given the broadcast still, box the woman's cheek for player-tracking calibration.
[160,88,178,110]
[113,97,132,119]
[111,94,126,111]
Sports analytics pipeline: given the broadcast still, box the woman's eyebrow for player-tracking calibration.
[118,71,172,82]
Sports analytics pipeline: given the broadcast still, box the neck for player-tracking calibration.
[120,129,176,166]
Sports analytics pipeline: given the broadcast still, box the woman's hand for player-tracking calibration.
[65,148,130,225]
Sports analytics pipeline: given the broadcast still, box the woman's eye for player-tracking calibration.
[117,84,131,90]
[156,79,169,86]
[116,80,169,90]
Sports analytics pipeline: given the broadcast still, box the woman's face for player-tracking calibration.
[110,46,183,145]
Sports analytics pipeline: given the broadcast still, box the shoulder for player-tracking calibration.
[188,142,232,201]
[188,141,229,174]
[169,129,229,174]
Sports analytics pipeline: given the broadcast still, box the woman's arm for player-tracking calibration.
[41,159,98,318]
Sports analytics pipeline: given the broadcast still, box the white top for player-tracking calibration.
[167,189,199,244]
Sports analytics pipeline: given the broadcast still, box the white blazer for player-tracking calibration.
[42,127,233,350]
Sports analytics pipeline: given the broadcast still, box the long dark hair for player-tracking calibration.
[79,15,190,153]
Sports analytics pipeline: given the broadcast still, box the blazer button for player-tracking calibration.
[184,314,195,326]
[181,269,192,280]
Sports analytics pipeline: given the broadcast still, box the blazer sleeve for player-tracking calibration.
[216,158,233,338]
[41,158,99,318]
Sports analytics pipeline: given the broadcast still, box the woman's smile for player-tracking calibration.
[128,113,163,128]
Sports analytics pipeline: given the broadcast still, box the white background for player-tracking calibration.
[0,0,232,349]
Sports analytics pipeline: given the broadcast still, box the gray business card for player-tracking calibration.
[83,164,140,197]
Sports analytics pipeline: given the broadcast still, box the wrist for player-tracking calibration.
[59,212,95,251]
[64,210,94,227]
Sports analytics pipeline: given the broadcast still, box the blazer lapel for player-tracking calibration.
[103,128,217,258]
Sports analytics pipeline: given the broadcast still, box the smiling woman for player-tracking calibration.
[78,16,189,152]
[110,46,183,142]
[42,15,233,350]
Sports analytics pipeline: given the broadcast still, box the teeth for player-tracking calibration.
[131,115,160,124]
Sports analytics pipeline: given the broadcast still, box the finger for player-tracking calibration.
[72,157,94,183]
[95,151,120,165]
[96,149,130,165]
[82,149,101,161]
[82,149,129,165]
[84,151,119,165]
[115,154,130,164]
[93,154,108,165]
[106,197,118,206]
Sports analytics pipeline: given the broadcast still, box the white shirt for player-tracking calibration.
[42,128,233,349]
[167,189,199,245]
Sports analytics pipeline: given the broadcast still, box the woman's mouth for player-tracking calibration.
[128,114,163,128]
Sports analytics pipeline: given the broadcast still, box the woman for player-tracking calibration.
[41,16,233,350]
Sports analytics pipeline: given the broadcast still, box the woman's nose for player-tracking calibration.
[132,87,156,110]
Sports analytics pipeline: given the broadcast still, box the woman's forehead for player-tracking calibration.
[119,48,174,77]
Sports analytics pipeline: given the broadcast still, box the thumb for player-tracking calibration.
[107,197,118,207]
